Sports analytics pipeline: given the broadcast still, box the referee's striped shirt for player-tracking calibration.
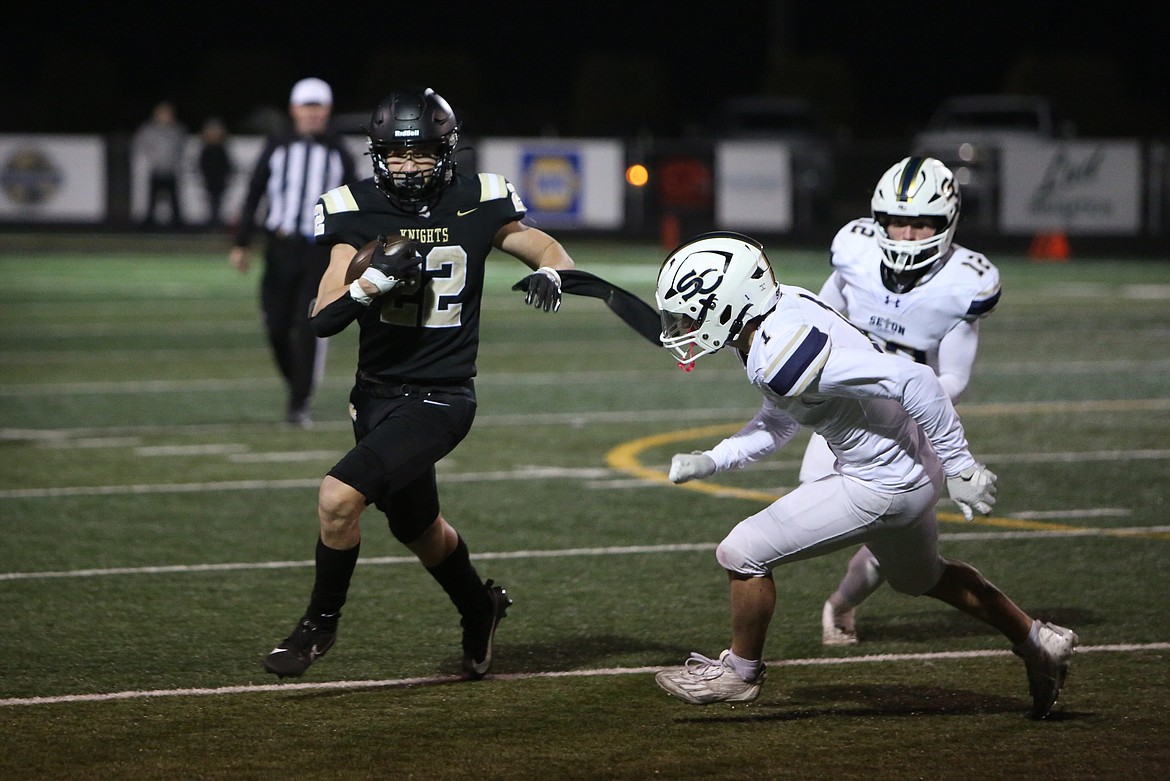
[234,131,356,245]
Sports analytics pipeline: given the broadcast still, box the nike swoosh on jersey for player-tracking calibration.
[457,207,478,216]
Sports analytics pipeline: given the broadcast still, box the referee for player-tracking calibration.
[231,77,357,426]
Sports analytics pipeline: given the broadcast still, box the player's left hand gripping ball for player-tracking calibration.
[514,267,562,312]
[346,234,424,286]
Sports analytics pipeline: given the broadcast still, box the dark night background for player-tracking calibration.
[3,2,1167,142]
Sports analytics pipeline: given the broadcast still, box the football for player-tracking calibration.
[344,234,413,284]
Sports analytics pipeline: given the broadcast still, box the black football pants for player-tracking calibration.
[260,237,331,413]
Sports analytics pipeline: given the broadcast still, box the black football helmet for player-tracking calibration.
[367,87,459,210]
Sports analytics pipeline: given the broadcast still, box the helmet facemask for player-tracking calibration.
[369,139,455,210]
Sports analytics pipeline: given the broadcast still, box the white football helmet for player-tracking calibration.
[656,232,779,365]
[871,156,960,282]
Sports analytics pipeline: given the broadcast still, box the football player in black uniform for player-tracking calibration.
[263,87,574,680]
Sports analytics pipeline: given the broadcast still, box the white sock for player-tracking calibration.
[1012,619,1042,657]
[725,651,764,682]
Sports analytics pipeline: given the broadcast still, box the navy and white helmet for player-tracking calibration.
[656,232,779,365]
[871,156,961,285]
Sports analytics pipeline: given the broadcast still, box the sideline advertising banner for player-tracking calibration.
[715,141,793,232]
[475,139,624,229]
[999,140,1141,235]
[0,135,106,222]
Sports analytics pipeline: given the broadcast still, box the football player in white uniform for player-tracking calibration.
[803,157,1002,646]
[651,233,1075,719]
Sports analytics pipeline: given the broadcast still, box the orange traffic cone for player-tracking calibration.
[1029,231,1070,262]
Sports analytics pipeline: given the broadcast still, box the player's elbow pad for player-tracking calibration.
[310,294,364,337]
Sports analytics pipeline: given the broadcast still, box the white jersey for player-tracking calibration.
[825,218,1001,369]
[705,285,976,492]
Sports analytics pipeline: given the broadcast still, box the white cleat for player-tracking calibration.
[655,650,765,705]
[1015,621,1078,719]
[821,600,858,646]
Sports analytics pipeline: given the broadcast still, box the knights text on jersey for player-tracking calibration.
[314,173,526,382]
[828,218,1001,362]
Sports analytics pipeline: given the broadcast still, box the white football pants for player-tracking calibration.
[716,472,945,596]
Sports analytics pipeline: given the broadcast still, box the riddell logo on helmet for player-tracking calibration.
[394,129,421,138]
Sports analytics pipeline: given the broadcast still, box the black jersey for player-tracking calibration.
[315,172,527,383]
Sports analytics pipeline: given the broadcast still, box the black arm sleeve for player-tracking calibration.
[310,291,366,337]
[514,269,661,346]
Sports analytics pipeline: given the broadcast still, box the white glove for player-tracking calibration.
[946,464,998,521]
[349,267,404,306]
[669,452,716,484]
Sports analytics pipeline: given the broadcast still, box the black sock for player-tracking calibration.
[426,536,487,618]
[308,537,359,627]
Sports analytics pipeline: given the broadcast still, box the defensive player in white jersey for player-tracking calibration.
[651,233,1075,719]
[806,156,1003,646]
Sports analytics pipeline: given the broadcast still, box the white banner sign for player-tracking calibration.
[999,140,1141,235]
[715,141,793,232]
[0,136,106,221]
[475,138,624,229]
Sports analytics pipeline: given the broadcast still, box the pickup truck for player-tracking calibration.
[910,94,1073,229]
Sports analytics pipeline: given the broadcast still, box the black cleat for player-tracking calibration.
[461,580,512,679]
[264,616,337,679]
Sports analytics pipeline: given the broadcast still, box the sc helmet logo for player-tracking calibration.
[673,250,732,302]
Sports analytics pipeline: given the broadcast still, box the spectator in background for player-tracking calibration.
[230,78,356,427]
[198,117,233,228]
[133,101,187,228]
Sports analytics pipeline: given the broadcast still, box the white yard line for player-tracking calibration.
[1,642,1166,708]
[6,397,1170,441]
[5,529,1169,582]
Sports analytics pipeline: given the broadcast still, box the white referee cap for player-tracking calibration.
[290,78,333,107]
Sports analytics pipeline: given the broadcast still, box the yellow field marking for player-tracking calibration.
[605,424,1168,537]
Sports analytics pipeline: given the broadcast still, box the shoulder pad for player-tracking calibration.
[950,248,1002,318]
[477,173,527,212]
[831,219,880,268]
[761,323,831,397]
[968,285,1002,317]
[319,185,359,215]
[477,173,511,201]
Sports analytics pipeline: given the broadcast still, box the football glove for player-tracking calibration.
[946,464,998,521]
[349,236,424,304]
[517,267,562,312]
[669,452,716,484]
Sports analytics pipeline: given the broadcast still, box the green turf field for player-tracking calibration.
[1,237,1168,779]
